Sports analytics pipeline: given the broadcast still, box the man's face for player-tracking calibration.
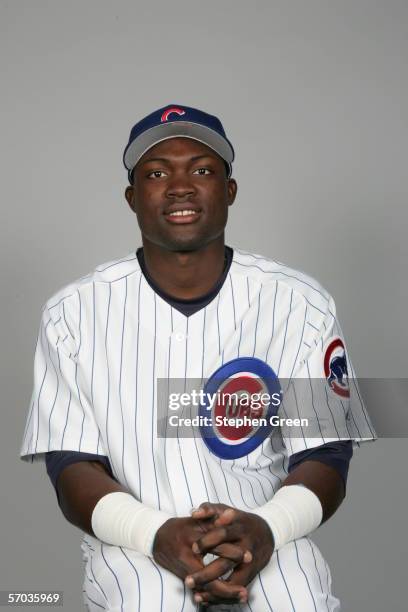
[125,137,237,252]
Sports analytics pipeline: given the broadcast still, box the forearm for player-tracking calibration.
[252,460,345,550]
[282,459,345,523]
[57,461,172,555]
[56,460,127,535]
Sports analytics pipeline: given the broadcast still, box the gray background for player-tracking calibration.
[1,0,407,610]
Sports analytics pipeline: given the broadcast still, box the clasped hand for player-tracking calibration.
[152,502,274,606]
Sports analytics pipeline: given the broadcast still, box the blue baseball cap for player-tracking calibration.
[123,104,235,182]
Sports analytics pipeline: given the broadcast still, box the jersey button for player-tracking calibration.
[174,332,185,341]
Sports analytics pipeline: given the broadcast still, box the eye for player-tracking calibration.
[193,167,212,175]
[147,170,167,179]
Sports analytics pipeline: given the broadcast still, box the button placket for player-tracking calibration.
[174,331,185,342]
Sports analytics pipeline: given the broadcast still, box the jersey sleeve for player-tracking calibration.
[279,294,377,457]
[45,451,115,489]
[20,301,107,462]
[288,441,353,489]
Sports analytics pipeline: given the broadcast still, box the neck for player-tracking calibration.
[141,237,226,300]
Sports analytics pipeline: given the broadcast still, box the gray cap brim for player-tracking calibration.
[123,121,234,173]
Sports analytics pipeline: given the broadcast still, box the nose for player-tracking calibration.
[165,173,196,200]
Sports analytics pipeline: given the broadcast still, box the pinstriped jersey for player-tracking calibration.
[20,247,376,516]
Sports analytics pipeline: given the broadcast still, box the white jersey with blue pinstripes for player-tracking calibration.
[20,247,376,612]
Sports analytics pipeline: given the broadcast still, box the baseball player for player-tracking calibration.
[21,104,376,611]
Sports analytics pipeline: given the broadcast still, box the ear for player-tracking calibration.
[227,178,238,207]
[125,186,136,213]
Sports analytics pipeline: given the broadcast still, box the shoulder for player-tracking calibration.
[231,247,336,317]
[42,250,141,324]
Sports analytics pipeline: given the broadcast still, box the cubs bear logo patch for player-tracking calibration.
[324,336,350,398]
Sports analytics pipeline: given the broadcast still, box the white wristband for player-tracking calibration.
[91,492,172,557]
[252,485,323,550]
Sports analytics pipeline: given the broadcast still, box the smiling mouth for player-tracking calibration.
[167,209,199,217]
[164,207,202,224]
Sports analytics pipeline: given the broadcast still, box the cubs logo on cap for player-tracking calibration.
[324,336,350,398]
[199,357,282,460]
[123,103,234,182]
[161,107,186,122]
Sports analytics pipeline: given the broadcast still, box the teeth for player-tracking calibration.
[169,210,197,217]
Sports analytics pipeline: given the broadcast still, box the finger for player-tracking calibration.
[192,524,241,555]
[194,580,248,603]
[185,556,235,588]
[191,502,222,519]
[194,593,247,605]
[170,552,205,582]
[213,507,238,527]
[194,582,248,604]
[225,564,255,589]
[211,543,253,564]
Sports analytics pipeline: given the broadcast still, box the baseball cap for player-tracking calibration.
[123,104,235,182]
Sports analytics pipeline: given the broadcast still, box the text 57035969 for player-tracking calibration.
[0,592,63,606]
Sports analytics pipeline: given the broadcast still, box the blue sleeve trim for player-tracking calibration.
[45,451,114,490]
[288,441,353,487]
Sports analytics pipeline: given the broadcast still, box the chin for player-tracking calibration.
[143,227,223,253]
[158,233,213,253]
[165,240,205,253]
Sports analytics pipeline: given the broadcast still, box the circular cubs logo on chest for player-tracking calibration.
[324,336,350,398]
[199,357,281,459]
